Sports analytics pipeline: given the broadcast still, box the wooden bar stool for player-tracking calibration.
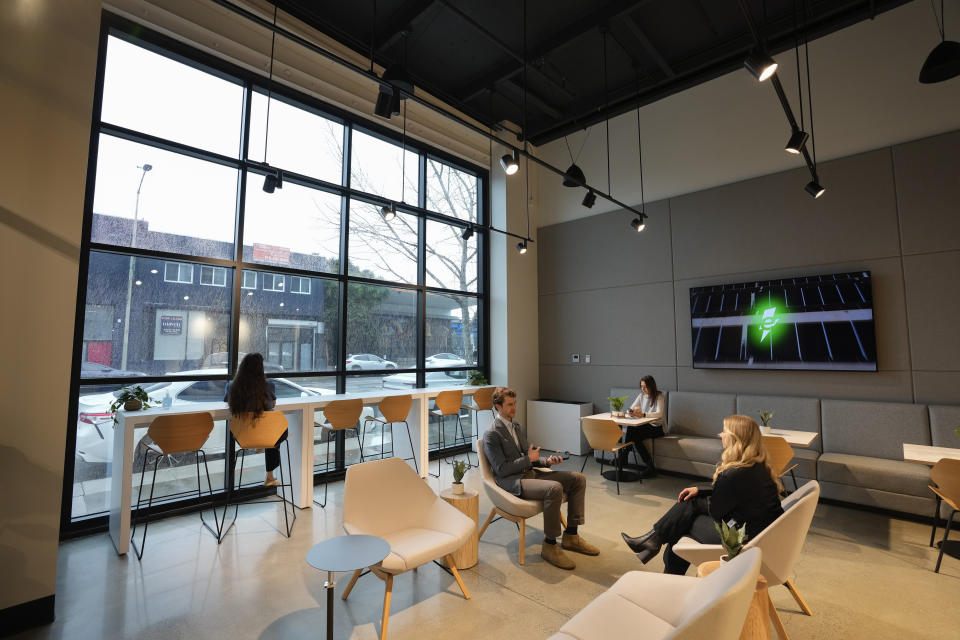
[762,435,800,493]
[429,390,465,477]
[929,458,960,573]
[362,394,417,473]
[220,411,295,542]
[460,387,494,466]
[130,412,218,559]
[314,398,364,508]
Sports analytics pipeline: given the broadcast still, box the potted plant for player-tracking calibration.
[452,459,468,494]
[714,520,748,561]
[109,385,153,423]
[467,370,489,386]
[607,395,628,417]
[758,410,774,434]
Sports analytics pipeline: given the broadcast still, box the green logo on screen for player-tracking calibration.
[759,307,779,343]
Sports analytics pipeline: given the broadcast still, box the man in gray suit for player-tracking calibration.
[482,386,599,569]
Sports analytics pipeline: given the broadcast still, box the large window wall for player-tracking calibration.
[66,19,487,527]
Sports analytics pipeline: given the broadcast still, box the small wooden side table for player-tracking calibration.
[440,488,479,569]
[698,560,770,640]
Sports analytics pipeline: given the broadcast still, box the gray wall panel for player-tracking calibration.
[670,149,899,281]
[538,200,671,294]
[893,130,960,255]
[903,251,960,371]
[538,129,960,407]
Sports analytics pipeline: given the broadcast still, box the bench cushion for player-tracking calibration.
[820,399,930,460]
[789,448,819,480]
[668,392,736,438]
[817,453,931,497]
[928,405,960,448]
[656,435,723,465]
[737,394,821,452]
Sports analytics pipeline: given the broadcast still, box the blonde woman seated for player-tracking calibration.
[621,415,783,575]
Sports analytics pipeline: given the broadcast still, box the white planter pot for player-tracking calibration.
[452,482,464,495]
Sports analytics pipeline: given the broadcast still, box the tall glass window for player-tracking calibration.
[67,22,488,528]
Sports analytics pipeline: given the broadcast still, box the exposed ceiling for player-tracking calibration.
[267,0,912,146]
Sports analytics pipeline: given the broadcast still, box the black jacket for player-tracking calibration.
[700,463,784,539]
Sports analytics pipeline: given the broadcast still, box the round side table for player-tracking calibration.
[439,488,479,569]
[306,534,390,639]
[697,560,770,640]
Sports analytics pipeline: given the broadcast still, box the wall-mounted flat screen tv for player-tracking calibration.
[690,271,877,371]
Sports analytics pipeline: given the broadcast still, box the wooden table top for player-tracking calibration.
[903,443,960,466]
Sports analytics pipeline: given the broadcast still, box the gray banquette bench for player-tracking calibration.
[608,388,959,517]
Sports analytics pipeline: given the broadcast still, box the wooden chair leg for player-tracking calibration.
[341,568,363,601]
[479,507,497,539]
[519,518,526,565]
[446,554,471,599]
[560,513,568,529]
[784,579,812,615]
[768,592,790,640]
[380,574,393,640]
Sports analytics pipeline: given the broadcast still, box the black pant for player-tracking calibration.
[652,496,721,575]
[265,430,289,472]
[622,424,664,468]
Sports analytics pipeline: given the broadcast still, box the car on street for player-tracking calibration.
[381,370,467,390]
[425,352,467,368]
[346,354,398,370]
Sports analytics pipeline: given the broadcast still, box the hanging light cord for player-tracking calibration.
[563,128,592,165]
[263,5,278,164]
[603,28,611,195]
[804,0,816,169]
[930,0,945,40]
[636,101,644,213]
[369,0,376,73]
[401,100,407,204]
[794,0,804,130]
[523,0,530,241]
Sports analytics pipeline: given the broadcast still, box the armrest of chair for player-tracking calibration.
[608,571,698,627]
[671,537,724,567]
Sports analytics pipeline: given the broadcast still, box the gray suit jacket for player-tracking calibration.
[482,415,548,496]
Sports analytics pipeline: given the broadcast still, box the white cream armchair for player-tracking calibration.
[672,481,821,640]
[548,547,762,640]
[340,457,475,639]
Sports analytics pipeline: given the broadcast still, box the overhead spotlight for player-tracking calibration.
[785,128,809,154]
[920,40,960,83]
[461,225,474,240]
[581,189,597,208]
[744,51,778,81]
[374,65,414,119]
[379,203,397,221]
[500,150,520,175]
[263,168,283,193]
[563,163,586,187]
[805,178,825,199]
[373,83,395,118]
[516,239,528,255]
[630,214,647,233]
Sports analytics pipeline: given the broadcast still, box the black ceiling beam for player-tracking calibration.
[455,0,654,103]
[621,15,675,78]
[497,80,563,119]
[528,0,911,144]
[376,0,437,52]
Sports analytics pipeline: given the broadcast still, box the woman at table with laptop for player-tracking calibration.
[623,375,666,478]
[224,352,287,487]
[621,414,784,575]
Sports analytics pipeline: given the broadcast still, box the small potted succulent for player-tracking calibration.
[452,459,468,494]
[714,520,748,561]
[467,370,489,386]
[607,395,629,418]
[758,410,774,434]
[109,385,153,423]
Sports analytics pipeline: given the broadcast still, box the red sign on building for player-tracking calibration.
[253,243,291,264]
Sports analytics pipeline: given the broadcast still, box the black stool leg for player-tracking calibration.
[198,450,220,539]
[131,452,163,560]
[935,508,955,573]
[401,420,418,474]
[931,495,942,547]
[277,440,295,537]
[314,434,332,508]
[580,451,589,473]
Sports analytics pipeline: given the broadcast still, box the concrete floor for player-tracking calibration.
[17,455,959,640]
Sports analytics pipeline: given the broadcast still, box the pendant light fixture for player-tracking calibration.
[381,96,409,222]
[801,3,824,198]
[262,5,282,194]
[562,130,589,187]
[920,0,960,83]
[785,1,809,155]
[744,50,778,81]
[631,69,647,233]
[517,0,532,255]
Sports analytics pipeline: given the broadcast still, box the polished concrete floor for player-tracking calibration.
[18,456,959,640]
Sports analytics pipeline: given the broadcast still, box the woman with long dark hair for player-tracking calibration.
[621,415,783,575]
[224,353,286,486]
[623,375,666,477]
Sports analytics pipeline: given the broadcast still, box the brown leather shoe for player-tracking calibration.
[562,533,600,556]
[541,542,576,570]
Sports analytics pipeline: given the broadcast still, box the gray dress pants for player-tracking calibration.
[519,468,587,539]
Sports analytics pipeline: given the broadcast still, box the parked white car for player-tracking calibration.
[75,369,335,465]
[381,370,467,390]
[345,354,398,370]
[425,352,467,368]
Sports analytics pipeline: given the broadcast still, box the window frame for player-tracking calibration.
[199,264,227,287]
[163,261,194,284]
[290,275,311,295]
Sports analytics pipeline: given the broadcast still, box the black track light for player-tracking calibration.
[379,203,397,221]
[785,128,810,155]
[500,150,520,175]
[563,163,587,187]
[744,51,778,81]
[373,84,394,118]
[461,225,474,240]
[630,214,647,233]
[582,189,597,208]
[373,65,414,119]
[805,178,825,199]
[920,40,960,83]
[263,168,282,193]
[516,239,528,255]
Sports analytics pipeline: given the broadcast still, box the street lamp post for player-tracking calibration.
[120,163,152,370]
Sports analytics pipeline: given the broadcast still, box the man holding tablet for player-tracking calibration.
[482,386,599,569]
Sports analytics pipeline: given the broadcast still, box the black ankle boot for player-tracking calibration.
[621,530,662,564]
